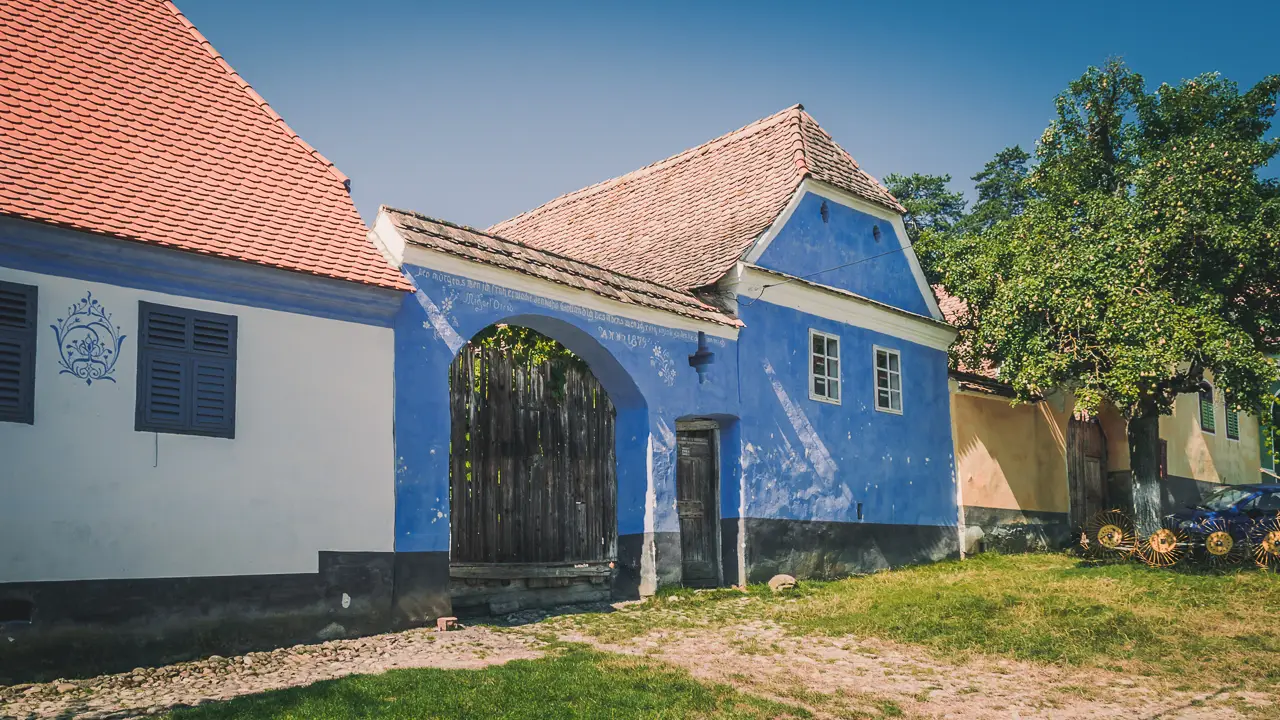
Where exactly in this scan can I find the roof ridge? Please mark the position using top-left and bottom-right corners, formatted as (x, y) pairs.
(789, 105), (811, 176)
(490, 104), (805, 233)
(798, 109), (904, 210)
(159, 0), (351, 189)
(383, 205), (716, 304)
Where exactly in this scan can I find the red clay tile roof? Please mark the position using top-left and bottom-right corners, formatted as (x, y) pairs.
(0, 0), (408, 291)
(382, 208), (741, 328)
(933, 284), (999, 380)
(489, 105), (905, 290)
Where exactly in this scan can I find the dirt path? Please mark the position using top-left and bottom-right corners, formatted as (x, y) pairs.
(0, 627), (541, 719)
(558, 621), (1275, 719)
(1, 611), (1273, 719)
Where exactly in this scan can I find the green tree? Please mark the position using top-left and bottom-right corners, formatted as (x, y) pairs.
(884, 172), (966, 283)
(962, 145), (1035, 232)
(472, 323), (581, 369)
(936, 60), (1280, 535)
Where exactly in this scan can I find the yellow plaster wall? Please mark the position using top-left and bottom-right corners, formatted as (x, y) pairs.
(1058, 389), (1260, 486)
(1160, 391), (1261, 485)
(952, 390), (1070, 513)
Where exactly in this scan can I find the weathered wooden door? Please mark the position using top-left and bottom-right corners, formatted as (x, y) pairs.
(449, 343), (617, 565)
(1068, 417), (1108, 529)
(676, 429), (719, 587)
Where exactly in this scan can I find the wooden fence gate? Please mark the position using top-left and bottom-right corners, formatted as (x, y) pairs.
(449, 343), (618, 566)
(1067, 416), (1108, 531)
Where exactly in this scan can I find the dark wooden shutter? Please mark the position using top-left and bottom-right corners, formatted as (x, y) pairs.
(1199, 388), (1216, 433)
(0, 281), (37, 424)
(136, 302), (236, 438)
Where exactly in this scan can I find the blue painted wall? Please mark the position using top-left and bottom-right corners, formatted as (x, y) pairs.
(756, 192), (933, 317)
(392, 265), (741, 554)
(735, 298), (957, 528)
(392, 191), (956, 579)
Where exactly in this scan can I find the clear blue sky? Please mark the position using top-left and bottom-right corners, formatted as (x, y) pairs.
(179, 0), (1279, 228)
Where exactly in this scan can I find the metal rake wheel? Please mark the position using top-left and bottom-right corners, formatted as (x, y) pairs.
(1082, 510), (1137, 560)
(1248, 516), (1280, 571)
(1195, 518), (1246, 568)
(1135, 520), (1192, 568)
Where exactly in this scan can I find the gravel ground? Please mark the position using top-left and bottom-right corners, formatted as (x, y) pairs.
(564, 621), (1275, 720)
(0, 626), (542, 719)
(2, 607), (1274, 719)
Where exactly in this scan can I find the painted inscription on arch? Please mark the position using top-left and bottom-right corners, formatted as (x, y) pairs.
(417, 269), (728, 347)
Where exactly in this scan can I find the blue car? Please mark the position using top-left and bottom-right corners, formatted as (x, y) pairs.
(1168, 484), (1280, 536)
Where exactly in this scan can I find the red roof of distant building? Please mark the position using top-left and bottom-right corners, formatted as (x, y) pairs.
(932, 284), (999, 380)
(489, 105), (905, 290)
(0, 0), (408, 291)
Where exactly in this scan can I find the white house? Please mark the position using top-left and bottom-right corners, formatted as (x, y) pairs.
(0, 0), (407, 679)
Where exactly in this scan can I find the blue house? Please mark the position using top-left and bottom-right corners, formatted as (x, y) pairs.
(372, 105), (959, 616)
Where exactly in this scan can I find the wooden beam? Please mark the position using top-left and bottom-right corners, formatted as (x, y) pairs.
(449, 562), (613, 580)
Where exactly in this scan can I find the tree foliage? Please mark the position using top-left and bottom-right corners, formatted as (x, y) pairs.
(933, 60), (1280, 425)
(466, 324), (586, 401)
(962, 145), (1035, 232)
(884, 172), (967, 243)
(884, 172), (966, 283)
(472, 324), (581, 368)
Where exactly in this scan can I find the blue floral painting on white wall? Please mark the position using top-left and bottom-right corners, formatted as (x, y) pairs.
(51, 292), (126, 385)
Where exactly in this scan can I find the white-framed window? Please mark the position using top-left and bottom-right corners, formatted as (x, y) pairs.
(809, 329), (840, 404)
(874, 346), (902, 414)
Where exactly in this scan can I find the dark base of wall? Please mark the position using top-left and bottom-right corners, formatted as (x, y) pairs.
(392, 551), (451, 625)
(0, 551), (451, 684)
(1107, 472), (1227, 518)
(962, 506), (1073, 553)
(451, 576), (612, 617)
(743, 518), (959, 583)
(720, 518), (741, 587)
(614, 532), (684, 598)
(615, 533), (645, 600)
(652, 532), (683, 587)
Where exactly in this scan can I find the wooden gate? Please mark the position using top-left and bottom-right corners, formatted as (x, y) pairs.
(449, 343), (617, 565)
(1067, 416), (1108, 530)
(676, 429), (720, 587)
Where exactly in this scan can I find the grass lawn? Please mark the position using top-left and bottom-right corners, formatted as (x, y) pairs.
(167, 553), (1280, 718)
(166, 645), (810, 720)
(563, 553), (1280, 683)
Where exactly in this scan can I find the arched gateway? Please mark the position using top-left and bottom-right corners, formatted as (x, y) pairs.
(448, 329), (619, 611)
(372, 208), (742, 619)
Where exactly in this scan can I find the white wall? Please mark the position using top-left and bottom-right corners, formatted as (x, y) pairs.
(0, 266), (396, 582)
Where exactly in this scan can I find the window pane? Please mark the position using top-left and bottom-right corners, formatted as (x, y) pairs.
(877, 369), (889, 388)
(876, 350), (888, 370)
(878, 388), (890, 408)
(829, 379), (839, 401)
(826, 337), (838, 358)
(813, 334), (824, 354)
(814, 377), (825, 396)
(827, 358), (838, 378)
(889, 373), (900, 392)
(813, 356), (825, 375)
(891, 391), (902, 412)
(888, 353), (899, 372)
